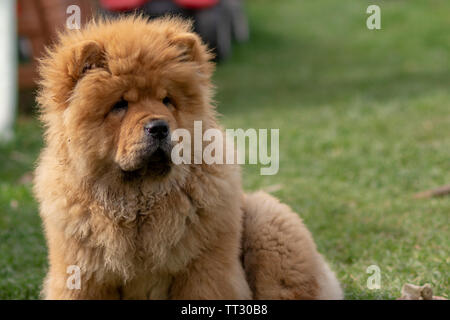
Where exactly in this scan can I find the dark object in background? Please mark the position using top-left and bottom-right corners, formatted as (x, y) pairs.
(99, 0), (249, 61)
(17, 0), (94, 89)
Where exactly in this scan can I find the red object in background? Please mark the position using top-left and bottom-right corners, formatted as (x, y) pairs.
(99, 0), (149, 11)
(98, 0), (244, 62)
(100, 0), (219, 12)
(175, 0), (218, 9)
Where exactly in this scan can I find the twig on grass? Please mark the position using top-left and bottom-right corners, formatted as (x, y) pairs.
(414, 184), (450, 199)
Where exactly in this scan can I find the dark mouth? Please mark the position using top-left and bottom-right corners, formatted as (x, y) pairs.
(147, 148), (170, 164)
(121, 148), (172, 180)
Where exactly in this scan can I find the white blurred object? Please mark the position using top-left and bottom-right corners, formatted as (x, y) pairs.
(0, 0), (17, 141)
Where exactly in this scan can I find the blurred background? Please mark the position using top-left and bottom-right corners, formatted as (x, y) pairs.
(0, 0), (449, 299)
(11, 0), (248, 118)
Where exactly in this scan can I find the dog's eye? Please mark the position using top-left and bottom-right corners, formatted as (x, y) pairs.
(162, 96), (172, 107)
(111, 99), (128, 113)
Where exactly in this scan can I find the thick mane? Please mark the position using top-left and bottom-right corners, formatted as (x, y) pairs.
(37, 15), (214, 124)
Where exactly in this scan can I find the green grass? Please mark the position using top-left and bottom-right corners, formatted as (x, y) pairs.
(0, 118), (46, 299)
(1, 0), (449, 299)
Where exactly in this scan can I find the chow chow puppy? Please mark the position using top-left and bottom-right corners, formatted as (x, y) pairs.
(34, 16), (343, 300)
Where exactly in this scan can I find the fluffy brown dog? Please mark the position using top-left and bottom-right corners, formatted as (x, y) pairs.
(34, 16), (342, 299)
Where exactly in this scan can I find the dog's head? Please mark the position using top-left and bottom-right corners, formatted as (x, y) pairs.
(38, 16), (216, 180)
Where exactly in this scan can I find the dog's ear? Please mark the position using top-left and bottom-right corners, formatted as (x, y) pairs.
(170, 32), (212, 64)
(66, 40), (105, 81)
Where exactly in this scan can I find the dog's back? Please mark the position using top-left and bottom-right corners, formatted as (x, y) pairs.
(242, 191), (343, 299)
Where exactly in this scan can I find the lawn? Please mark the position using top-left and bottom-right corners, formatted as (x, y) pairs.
(1, 0), (449, 299)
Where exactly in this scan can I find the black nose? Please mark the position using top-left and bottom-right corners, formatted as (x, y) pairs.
(144, 120), (169, 140)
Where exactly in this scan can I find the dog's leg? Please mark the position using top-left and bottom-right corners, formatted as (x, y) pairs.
(42, 234), (121, 300)
(42, 266), (121, 300)
(242, 191), (343, 300)
(170, 247), (252, 299)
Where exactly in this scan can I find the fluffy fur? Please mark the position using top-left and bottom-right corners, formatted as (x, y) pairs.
(34, 16), (342, 299)
(242, 192), (343, 299)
